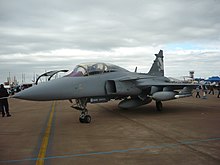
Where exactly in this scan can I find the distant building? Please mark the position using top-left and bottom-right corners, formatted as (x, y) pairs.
(189, 71), (194, 79)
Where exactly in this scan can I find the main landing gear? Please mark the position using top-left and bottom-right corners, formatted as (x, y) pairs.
(71, 98), (91, 123)
(156, 101), (163, 111)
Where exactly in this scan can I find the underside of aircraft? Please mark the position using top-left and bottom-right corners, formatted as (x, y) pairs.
(13, 50), (196, 123)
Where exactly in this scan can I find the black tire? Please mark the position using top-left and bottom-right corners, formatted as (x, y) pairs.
(85, 115), (91, 123)
(156, 101), (163, 111)
(79, 117), (85, 123)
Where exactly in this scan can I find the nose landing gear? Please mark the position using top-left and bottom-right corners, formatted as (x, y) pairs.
(71, 98), (91, 123)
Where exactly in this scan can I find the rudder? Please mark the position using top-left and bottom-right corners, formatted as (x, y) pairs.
(147, 50), (164, 76)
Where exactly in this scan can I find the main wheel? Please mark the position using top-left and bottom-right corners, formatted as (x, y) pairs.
(156, 101), (163, 111)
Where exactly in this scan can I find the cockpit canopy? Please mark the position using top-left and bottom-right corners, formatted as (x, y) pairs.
(67, 62), (128, 77)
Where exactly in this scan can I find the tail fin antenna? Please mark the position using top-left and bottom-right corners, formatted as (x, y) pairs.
(147, 50), (164, 76)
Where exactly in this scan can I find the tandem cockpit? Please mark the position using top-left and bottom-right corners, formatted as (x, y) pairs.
(66, 62), (129, 77)
(35, 62), (128, 84)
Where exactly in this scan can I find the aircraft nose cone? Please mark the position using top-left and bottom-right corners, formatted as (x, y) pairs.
(13, 77), (75, 101)
(13, 85), (44, 101)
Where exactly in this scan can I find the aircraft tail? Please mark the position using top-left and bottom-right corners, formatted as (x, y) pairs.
(147, 50), (164, 76)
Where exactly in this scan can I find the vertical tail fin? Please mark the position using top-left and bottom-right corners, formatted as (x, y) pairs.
(147, 50), (164, 76)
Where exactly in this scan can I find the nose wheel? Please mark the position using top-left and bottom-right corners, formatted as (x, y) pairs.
(79, 113), (91, 123)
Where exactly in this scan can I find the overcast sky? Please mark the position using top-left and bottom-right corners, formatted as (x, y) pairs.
(0, 0), (220, 83)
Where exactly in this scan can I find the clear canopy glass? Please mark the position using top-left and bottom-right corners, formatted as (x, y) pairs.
(66, 62), (128, 77)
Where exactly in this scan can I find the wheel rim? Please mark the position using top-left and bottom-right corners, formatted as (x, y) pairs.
(85, 115), (91, 123)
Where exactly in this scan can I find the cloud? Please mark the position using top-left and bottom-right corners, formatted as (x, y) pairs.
(0, 0), (220, 83)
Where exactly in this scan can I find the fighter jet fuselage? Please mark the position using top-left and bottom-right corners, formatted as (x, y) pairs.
(13, 50), (196, 123)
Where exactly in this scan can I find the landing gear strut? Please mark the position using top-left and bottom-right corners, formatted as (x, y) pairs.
(71, 98), (91, 123)
(156, 101), (163, 111)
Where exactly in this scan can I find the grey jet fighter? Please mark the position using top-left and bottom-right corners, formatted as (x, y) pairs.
(13, 50), (196, 123)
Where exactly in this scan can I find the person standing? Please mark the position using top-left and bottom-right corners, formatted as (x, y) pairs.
(208, 85), (214, 95)
(196, 86), (200, 98)
(218, 88), (220, 98)
(201, 85), (208, 99)
(0, 84), (11, 117)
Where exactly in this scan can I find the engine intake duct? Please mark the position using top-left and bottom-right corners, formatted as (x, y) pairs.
(106, 80), (141, 95)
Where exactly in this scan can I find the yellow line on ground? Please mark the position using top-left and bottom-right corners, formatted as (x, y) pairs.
(36, 101), (56, 165)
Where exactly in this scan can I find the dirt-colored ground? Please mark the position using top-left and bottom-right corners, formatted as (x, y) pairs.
(0, 92), (220, 165)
